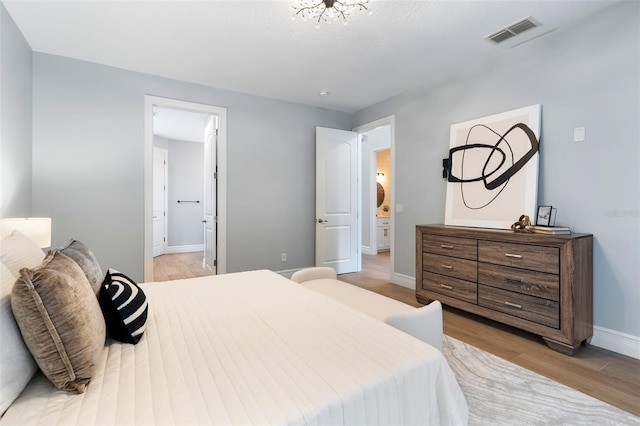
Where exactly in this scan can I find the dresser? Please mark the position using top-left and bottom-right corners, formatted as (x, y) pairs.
(416, 224), (593, 355)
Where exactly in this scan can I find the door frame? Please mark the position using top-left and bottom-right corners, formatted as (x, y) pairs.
(152, 147), (169, 257)
(369, 145), (391, 254)
(353, 115), (395, 277)
(144, 96), (228, 282)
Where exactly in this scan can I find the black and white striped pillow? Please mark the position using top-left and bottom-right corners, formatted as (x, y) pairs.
(98, 269), (148, 344)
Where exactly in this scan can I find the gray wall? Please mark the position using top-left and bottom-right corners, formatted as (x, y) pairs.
(0, 3), (32, 217)
(31, 54), (352, 281)
(352, 2), (640, 337)
(167, 139), (204, 247)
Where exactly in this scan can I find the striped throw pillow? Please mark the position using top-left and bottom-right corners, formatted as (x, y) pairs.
(98, 269), (148, 344)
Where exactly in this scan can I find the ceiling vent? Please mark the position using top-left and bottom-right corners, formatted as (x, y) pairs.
(485, 17), (541, 44)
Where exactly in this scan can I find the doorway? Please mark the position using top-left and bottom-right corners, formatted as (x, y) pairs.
(354, 116), (394, 281)
(144, 96), (227, 282)
(151, 107), (211, 281)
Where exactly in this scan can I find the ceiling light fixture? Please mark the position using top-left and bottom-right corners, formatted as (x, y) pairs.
(292, 0), (371, 26)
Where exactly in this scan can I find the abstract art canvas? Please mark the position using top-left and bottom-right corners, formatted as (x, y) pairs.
(444, 104), (541, 229)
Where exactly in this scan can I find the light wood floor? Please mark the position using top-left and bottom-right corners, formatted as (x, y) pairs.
(153, 251), (640, 417)
(153, 252), (213, 282)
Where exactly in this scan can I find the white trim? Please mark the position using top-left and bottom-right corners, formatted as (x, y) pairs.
(275, 267), (309, 279)
(361, 245), (376, 255)
(390, 272), (415, 289)
(165, 244), (205, 254)
(144, 96), (227, 282)
(152, 147), (169, 257)
(353, 115), (396, 281)
(591, 326), (640, 360)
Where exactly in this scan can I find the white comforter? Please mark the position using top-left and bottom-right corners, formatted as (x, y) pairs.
(2, 270), (468, 425)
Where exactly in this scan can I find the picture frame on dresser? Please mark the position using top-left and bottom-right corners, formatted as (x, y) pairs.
(536, 205), (553, 226)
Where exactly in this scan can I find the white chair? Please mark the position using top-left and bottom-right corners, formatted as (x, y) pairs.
(291, 267), (443, 351)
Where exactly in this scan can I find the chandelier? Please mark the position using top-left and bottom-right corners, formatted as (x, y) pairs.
(292, 0), (371, 25)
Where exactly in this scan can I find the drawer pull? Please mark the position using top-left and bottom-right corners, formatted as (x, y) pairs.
(504, 301), (522, 309)
(441, 264), (453, 270)
(505, 277), (523, 284)
(505, 253), (523, 259)
(440, 284), (454, 290)
(440, 244), (454, 249)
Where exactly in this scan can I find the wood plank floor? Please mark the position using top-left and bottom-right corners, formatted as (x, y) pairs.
(153, 251), (640, 416)
(153, 252), (213, 282)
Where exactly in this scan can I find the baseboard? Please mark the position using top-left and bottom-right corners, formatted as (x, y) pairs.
(361, 245), (376, 255)
(276, 267), (307, 279)
(391, 272), (415, 289)
(166, 244), (204, 254)
(591, 326), (640, 360)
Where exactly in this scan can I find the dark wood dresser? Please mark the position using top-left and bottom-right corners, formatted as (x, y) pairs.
(416, 224), (593, 355)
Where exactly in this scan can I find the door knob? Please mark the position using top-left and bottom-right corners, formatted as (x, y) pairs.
(317, 218), (329, 224)
(202, 220), (207, 223)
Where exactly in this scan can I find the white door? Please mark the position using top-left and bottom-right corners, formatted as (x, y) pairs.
(152, 148), (168, 257)
(315, 127), (359, 274)
(203, 117), (217, 273)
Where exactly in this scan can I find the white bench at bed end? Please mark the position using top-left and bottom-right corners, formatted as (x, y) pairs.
(291, 267), (443, 352)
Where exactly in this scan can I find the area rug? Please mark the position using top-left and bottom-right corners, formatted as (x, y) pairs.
(443, 335), (640, 426)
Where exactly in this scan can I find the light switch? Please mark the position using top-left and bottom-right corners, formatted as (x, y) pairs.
(395, 204), (404, 213)
(573, 127), (585, 142)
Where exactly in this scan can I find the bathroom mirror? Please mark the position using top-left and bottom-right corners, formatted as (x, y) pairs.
(377, 183), (385, 207)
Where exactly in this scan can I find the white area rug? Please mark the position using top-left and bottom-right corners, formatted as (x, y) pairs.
(443, 335), (640, 426)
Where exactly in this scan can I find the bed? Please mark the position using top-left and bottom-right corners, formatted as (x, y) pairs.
(1, 233), (468, 425)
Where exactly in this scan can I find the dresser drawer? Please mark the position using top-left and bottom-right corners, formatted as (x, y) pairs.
(478, 264), (559, 302)
(423, 252), (477, 282)
(422, 272), (477, 304)
(478, 241), (559, 274)
(422, 235), (477, 260)
(478, 285), (559, 328)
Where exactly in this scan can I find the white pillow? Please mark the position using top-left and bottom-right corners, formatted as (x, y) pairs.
(0, 261), (38, 415)
(0, 230), (46, 277)
(0, 231), (44, 414)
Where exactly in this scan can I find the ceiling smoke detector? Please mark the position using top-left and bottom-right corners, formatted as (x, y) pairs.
(485, 16), (542, 44)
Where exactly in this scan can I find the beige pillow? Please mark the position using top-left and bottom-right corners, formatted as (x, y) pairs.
(11, 251), (106, 393)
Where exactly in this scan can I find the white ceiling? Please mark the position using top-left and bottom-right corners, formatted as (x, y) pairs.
(4, 0), (617, 113)
(153, 107), (210, 143)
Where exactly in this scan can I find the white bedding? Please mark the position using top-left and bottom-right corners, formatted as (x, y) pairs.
(2, 270), (468, 425)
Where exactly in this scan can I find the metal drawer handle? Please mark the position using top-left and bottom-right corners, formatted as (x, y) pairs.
(441, 264), (453, 270)
(440, 244), (454, 249)
(505, 277), (523, 284)
(504, 301), (522, 309)
(440, 284), (453, 290)
(505, 253), (523, 259)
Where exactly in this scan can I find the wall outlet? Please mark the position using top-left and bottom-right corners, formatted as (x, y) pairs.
(573, 127), (585, 142)
(281, 253), (287, 262)
(396, 204), (404, 213)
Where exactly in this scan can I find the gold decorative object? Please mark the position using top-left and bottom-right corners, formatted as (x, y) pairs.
(511, 214), (533, 233)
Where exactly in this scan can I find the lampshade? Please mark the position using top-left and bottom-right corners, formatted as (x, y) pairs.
(0, 218), (52, 248)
